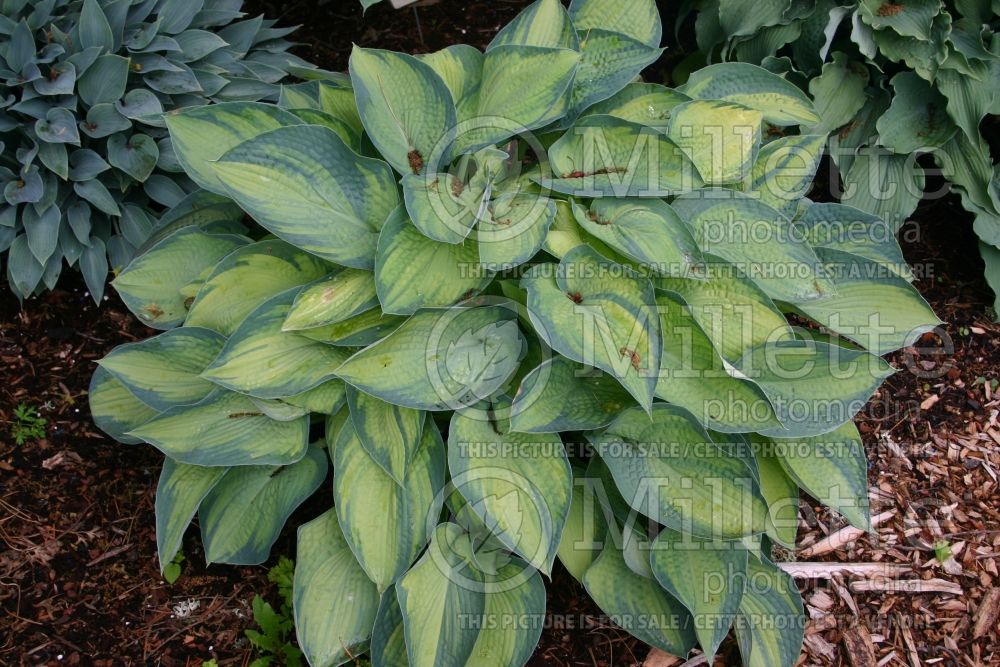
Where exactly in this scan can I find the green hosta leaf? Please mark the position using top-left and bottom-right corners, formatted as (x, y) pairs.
(568, 0), (663, 47)
(294, 509), (380, 667)
(807, 52), (868, 135)
(751, 441), (800, 547)
(521, 245), (661, 410)
(876, 71), (957, 153)
(448, 405), (572, 573)
(650, 529), (748, 659)
(667, 100), (762, 185)
(476, 193), (554, 270)
(185, 239), (331, 336)
(202, 289), (352, 399)
(737, 339), (893, 438)
(283, 270), (378, 331)
(569, 30), (664, 120)
(840, 149), (924, 232)
(510, 355), (635, 432)
(155, 458), (227, 572)
(212, 124), (399, 268)
(556, 473), (606, 581)
(655, 292), (781, 433)
(489, 0), (578, 50)
(200, 446), (328, 565)
(99, 327), (225, 411)
(402, 171), (488, 244)
(581, 82), (690, 129)
(582, 542), (695, 656)
(858, 0), (942, 40)
(545, 115), (701, 197)
(347, 387), (427, 485)
(165, 102), (302, 194)
(299, 307), (408, 347)
(798, 202), (910, 278)
(336, 306), (523, 411)
(680, 63), (819, 126)
(593, 404), (766, 538)
(89, 366), (160, 445)
(376, 207), (491, 314)
(350, 46), (456, 175)
(749, 134), (826, 217)
(334, 417), (445, 591)
(137, 193), (247, 253)
(735, 555), (805, 667)
(128, 390), (309, 467)
(107, 133), (159, 182)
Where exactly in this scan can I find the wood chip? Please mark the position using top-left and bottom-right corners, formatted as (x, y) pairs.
(779, 562), (911, 579)
(798, 510), (897, 558)
(849, 578), (963, 595)
(972, 587), (1000, 639)
(921, 394), (940, 410)
(842, 623), (878, 667)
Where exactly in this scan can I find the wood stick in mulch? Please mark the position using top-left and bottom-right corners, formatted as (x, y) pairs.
(841, 622), (878, 667)
(972, 587), (1000, 639)
(798, 510), (897, 558)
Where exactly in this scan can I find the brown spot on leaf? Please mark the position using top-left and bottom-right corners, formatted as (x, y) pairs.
(408, 150), (424, 174)
(876, 1), (904, 16)
(227, 412), (264, 419)
(619, 347), (641, 371)
(143, 303), (164, 319)
(451, 178), (465, 197)
(567, 292), (583, 304)
(560, 166), (626, 179)
(588, 210), (611, 226)
(321, 287), (336, 303)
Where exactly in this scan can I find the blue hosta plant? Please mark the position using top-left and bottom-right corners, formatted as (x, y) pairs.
(680, 0), (1000, 312)
(90, 0), (940, 665)
(0, 0), (314, 302)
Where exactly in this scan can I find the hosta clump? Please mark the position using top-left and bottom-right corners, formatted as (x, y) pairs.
(681, 0), (1000, 311)
(90, 0), (940, 665)
(0, 0), (314, 301)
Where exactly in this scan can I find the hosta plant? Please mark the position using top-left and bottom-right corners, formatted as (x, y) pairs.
(90, 0), (940, 665)
(0, 0), (314, 301)
(679, 0), (1000, 311)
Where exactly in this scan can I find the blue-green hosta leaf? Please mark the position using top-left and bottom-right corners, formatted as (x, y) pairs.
(371, 591), (407, 667)
(155, 458), (226, 573)
(490, 0), (578, 50)
(858, 0), (942, 40)
(80, 103), (132, 140)
(877, 71), (957, 154)
(667, 100), (763, 185)
(581, 82), (691, 129)
(679, 63), (820, 126)
(77, 54), (129, 106)
(294, 509), (380, 667)
(350, 46), (456, 175)
(212, 124), (399, 268)
(200, 446), (327, 565)
(185, 239), (331, 336)
(735, 555), (805, 667)
(751, 441), (800, 547)
(128, 390), (310, 467)
(35, 62), (77, 97)
(89, 366), (160, 445)
(568, 30), (664, 120)
(840, 148), (924, 232)
(98, 327), (225, 411)
(476, 193), (555, 270)
(416, 45), (485, 112)
(568, 0), (663, 47)
(521, 245), (661, 410)
(737, 339), (893, 438)
(594, 404), (767, 538)
(806, 51), (869, 135)
(298, 307), (408, 347)
(936, 63), (994, 145)
(544, 115), (701, 197)
(555, 472), (607, 581)
(375, 207), (491, 315)
(74, 179), (121, 216)
(347, 386), (426, 485)
(35, 107), (80, 144)
(23, 205), (60, 265)
(202, 289), (351, 399)
(582, 542), (695, 656)
(165, 102), (302, 194)
(798, 202), (910, 278)
(870, 11), (951, 80)
(334, 417), (445, 592)
(107, 133), (159, 182)
(671, 192), (834, 302)
(402, 171), (488, 244)
(448, 406), (572, 574)
(282, 269), (378, 331)
(113, 228), (247, 329)
(716, 0), (791, 39)
(655, 292), (781, 433)
(510, 355), (635, 433)
(37, 142), (68, 181)
(336, 306), (524, 411)
(650, 529), (748, 659)
(753, 420), (870, 530)
(749, 134), (826, 217)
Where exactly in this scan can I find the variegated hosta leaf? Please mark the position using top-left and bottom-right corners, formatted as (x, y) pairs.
(164, 102), (303, 194)
(672, 192), (834, 303)
(299, 307), (408, 347)
(371, 591), (407, 667)
(753, 420), (871, 530)
(416, 45), (485, 113)
(402, 170), (489, 244)
(89, 366), (160, 445)
(592, 404), (767, 538)
(544, 115), (702, 197)
(155, 458), (227, 572)
(448, 405), (573, 573)
(350, 46), (457, 175)
(679, 62), (820, 126)
(334, 415), (445, 592)
(375, 207), (492, 315)
(568, 0), (663, 48)
(582, 542), (696, 656)
(279, 80), (364, 136)
(556, 471), (607, 581)
(98, 327), (225, 411)
(201, 289), (352, 399)
(112, 227), (248, 329)
(785, 249), (940, 355)
(876, 71), (957, 154)
(294, 509), (380, 667)
(287, 108), (362, 151)
(185, 239), (331, 336)
(667, 100), (763, 185)
(807, 52), (869, 135)
(521, 245), (661, 410)
(335, 306), (524, 411)
(476, 193), (555, 270)
(736, 339), (894, 438)
(581, 82), (691, 129)
(735, 555), (805, 667)
(127, 390), (309, 467)
(199, 446), (328, 565)
(568, 30), (664, 120)
(751, 440), (800, 547)
(347, 386), (427, 485)
(282, 380), (349, 416)
(488, 0), (578, 50)
(655, 292), (781, 433)
(572, 198), (701, 275)
(749, 134), (826, 217)
(211, 124), (400, 268)
(650, 528), (748, 660)
(510, 355), (635, 433)
(840, 148), (925, 234)
(282, 269), (379, 331)
(797, 202), (910, 279)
